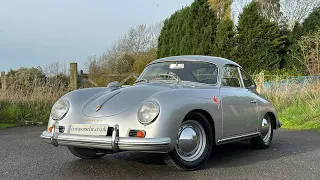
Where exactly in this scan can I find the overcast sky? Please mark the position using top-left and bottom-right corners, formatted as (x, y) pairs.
(0, 0), (194, 72)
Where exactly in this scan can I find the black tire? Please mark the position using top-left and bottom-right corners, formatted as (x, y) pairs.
(163, 112), (214, 171)
(67, 146), (105, 159)
(250, 114), (273, 149)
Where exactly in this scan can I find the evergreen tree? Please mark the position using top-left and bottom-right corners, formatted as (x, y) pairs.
(236, 1), (287, 73)
(157, 0), (218, 58)
(302, 7), (320, 35)
(213, 18), (235, 59)
(282, 22), (305, 73)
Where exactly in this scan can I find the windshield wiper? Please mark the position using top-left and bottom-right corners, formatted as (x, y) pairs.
(134, 79), (148, 84)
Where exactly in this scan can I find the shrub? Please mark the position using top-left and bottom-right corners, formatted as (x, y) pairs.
(262, 77), (320, 130)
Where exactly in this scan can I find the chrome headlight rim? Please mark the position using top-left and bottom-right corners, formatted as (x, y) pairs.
(50, 99), (70, 121)
(137, 100), (160, 125)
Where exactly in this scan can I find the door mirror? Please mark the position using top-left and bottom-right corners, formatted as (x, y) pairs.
(107, 81), (120, 91)
(249, 84), (256, 90)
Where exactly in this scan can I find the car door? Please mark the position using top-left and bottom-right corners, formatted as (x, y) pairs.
(220, 65), (259, 138)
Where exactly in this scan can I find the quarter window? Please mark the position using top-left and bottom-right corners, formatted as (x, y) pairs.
(221, 65), (242, 87)
(240, 69), (255, 88)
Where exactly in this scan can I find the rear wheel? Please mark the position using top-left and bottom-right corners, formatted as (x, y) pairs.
(67, 146), (105, 159)
(163, 112), (214, 170)
(250, 113), (273, 149)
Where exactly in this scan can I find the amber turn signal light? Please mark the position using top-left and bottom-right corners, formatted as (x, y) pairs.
(137, 130), (146, 138)
(48, 126), (53, 133)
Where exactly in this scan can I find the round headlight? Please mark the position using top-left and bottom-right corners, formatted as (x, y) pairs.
(51, 99), (70, 121)
(137, 101), (160, 125)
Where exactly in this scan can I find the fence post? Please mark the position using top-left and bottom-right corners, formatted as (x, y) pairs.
(260, 72), (264, 91)
(79, 70), (84, 89)
(256, 71), (264, 93)
(69, 63), (78, 90)
(1, 72), (7, 91)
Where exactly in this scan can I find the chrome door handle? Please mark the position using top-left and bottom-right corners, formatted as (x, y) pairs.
(250, 99), (257, 103)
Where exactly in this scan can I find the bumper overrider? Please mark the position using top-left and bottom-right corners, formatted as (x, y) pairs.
(277, 119), (282, 128)
(40, 124), (171, 153)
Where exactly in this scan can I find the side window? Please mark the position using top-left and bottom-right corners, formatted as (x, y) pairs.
(240, 69), (255, 88)
(192, 65), (218, 84)
(222, 65), (242, 87)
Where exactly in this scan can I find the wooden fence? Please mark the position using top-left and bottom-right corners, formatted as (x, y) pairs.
(2, 63), (310, 93)
(0, 63), (139, 91)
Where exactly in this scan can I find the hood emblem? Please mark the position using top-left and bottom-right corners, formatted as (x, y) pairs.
(95, 105), (101, 112)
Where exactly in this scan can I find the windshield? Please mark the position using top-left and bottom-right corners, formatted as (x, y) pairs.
(138, 61), (218, 85)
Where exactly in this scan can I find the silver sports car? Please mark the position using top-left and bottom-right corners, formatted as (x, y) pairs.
(40, 55), (282, 170)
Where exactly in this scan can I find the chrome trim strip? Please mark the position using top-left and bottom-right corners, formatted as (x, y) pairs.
(218, 132), (260, 143)
(237, 66), (245, 88)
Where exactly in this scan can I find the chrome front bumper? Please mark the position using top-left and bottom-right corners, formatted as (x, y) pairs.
(40, 124), (171, 153)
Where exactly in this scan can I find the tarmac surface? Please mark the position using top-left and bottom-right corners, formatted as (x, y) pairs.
(0, 126), (319, 180)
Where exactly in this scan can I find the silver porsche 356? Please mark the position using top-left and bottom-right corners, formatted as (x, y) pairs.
(40, 55), (281, 170)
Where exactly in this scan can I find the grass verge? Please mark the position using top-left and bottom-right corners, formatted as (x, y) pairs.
(277, 98), (320, 131)
(0, 100), (53, 128)
(263, 81), (320, 131)
(0, 123), (16, 130)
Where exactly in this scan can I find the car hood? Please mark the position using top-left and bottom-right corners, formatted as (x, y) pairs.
(82, 84), (171, 117)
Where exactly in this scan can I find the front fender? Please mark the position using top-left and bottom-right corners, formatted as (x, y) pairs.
(256, 95), (281, 129)
(147, 91), (221, 147)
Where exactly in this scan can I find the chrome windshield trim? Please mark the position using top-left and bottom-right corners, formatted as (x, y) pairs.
(137, 60), (220, 87)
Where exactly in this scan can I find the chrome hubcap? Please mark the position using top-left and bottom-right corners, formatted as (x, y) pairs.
(261, 117), (271, 143)
(176, 120), (206, 162)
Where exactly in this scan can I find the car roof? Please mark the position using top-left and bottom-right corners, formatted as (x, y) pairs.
(148, 55), (241, 68)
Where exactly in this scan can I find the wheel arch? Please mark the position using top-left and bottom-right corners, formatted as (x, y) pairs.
(186, 109), (216, 142)
(266, 112), (277, 129)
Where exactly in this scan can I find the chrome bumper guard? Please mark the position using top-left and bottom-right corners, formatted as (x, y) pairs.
(40, 124), (171, 153)
(277, 120), (282, 128)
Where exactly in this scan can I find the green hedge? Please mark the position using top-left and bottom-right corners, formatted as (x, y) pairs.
(0, 100), (53, 126)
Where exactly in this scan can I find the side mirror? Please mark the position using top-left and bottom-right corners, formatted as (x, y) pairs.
(249, 84), (256, 89)
(107, 81), (120, 91)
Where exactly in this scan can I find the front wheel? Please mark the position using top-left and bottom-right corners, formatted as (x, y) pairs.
(67, 146), (105, 159)
(250, 113), (273, 149)
(163, 112), (214, 171)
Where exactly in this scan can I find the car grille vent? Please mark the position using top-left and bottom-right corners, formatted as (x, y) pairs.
(128, 130), (139, 137)
(59, 126), (65, 133)
(107, 127), (114, 136)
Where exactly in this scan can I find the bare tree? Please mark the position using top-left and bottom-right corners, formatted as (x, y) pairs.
(232, 0), (251, 14)
(256, 0), (281, 21)
(118, 22), (164, 54)
(209, 0), (233, 21)
(232, 0), (320, 28)
(280, 0), (320, 29)
(299, 29), (320, 75)
(231, 0), (252, 23)
(85, 22), (163, 85)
